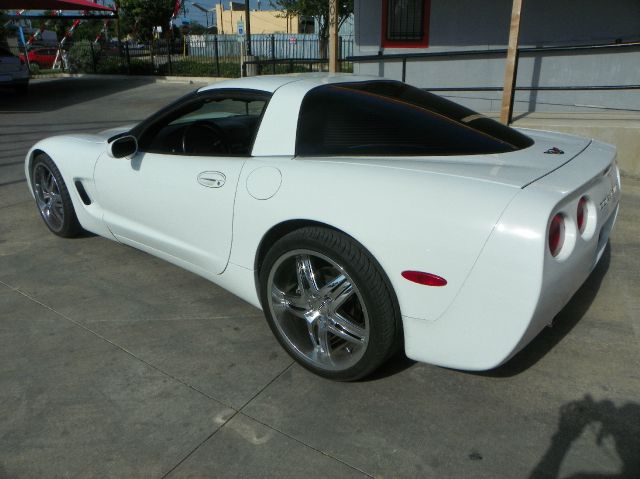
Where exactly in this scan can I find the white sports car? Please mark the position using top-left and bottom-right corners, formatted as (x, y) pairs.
(25, 74), (621, 380)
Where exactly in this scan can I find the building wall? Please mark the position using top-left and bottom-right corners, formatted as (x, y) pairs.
(354, 0), (640, 113)
(215, 5), (301, 35)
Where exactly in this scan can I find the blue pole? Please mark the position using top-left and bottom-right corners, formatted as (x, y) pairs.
(17, 25), (30, 68)
(18, 25), (27, 47)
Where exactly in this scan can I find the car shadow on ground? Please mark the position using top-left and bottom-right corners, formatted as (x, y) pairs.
(480, 243), (612, 378)
(0, 77), (156, 113)
(366, 351), (417, 381)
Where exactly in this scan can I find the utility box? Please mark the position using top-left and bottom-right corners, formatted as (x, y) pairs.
(242, 54), (258, 77)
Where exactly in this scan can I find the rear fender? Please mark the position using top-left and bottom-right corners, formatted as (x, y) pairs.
(229, 159), (520, 321)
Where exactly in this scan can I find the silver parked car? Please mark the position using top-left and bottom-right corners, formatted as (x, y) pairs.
(0, 44), (29, 95)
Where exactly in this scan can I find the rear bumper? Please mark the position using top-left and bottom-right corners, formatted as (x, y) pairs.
(403, 140), (620, 370)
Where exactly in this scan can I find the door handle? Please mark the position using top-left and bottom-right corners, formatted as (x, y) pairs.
(197, 171), (226, 188)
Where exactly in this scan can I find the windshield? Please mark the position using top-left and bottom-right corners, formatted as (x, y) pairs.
(296, 81), (534, 156)
(169, 98), (266, 124)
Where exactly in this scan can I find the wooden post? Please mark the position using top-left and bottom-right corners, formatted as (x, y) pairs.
(500, 0), (523, 124)
(244, 0), (252, 55)
(328, 0), (340, 72)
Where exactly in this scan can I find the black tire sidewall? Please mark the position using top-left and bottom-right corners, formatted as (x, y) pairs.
(31, 154), (81, 237)
(259, 227), (398, 381)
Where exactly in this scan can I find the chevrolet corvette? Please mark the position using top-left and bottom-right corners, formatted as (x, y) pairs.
(25, 74), (621, 380)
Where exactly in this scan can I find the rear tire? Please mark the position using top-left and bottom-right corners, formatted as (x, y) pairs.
(31, 154), (82, 237)
(259, 226), (399, 381)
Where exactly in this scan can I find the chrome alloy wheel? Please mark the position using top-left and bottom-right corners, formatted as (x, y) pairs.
(33, 163), (64, 232)
(267, 249), (370, 371)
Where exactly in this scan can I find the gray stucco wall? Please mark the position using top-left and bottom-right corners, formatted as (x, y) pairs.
(354, 0), (640, 113)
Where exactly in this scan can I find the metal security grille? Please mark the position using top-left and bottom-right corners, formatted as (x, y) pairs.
(387, 0), (424, 42)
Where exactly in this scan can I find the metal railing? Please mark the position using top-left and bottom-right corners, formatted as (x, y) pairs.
(241, 58), (354, 76)
(346, 41), (640, 84)
(347, 41), (640, 122)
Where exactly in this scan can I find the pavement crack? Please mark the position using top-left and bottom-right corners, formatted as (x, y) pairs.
(160, 361), (295, 478)
(1, 280), (228, 406)
(242, 412), (375, 478)
(232, 362), (375, 478)
(3, 280), (373, 477)
(159, 421), (235, 479)
(237, 361), (295, 411)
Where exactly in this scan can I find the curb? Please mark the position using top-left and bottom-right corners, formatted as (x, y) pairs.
(30, 73), (226, 84)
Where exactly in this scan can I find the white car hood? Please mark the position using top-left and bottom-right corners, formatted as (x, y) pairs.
(306, 129), (592, 189)
(62, 125), (136, 144)
(99, 124), (136, 138)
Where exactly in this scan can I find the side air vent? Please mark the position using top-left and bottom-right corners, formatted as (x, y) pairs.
(74, 181), (92, 205)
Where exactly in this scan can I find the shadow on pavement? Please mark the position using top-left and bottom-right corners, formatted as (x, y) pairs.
(0, 77), (155, 113)
(529, 394), (640, 478)
(478, 243), (612, 378)
(365, 352), (417, 381)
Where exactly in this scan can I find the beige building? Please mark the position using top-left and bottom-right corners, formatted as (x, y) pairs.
(215, 3), (312, 35)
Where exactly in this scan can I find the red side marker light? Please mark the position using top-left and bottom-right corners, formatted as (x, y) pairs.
(402, 271), (448, 287)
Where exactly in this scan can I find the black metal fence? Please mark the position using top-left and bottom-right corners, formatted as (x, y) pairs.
(17, 34), (354, 78)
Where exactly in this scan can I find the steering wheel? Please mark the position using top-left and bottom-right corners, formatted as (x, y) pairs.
(181, 121), (230, 155)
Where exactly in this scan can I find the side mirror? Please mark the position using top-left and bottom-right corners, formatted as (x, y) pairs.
(108, 135), (138, 159)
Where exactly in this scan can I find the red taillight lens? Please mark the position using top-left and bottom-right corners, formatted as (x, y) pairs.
(401, 271), (447, 287)
(549, 214), (565, 257)
(577, 197), (588, 234)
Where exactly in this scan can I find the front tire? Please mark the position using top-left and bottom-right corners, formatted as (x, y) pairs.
(259, 227), (399, 381)
(31, 154), (82, 237)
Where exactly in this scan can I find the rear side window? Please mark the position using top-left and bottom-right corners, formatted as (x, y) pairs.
(296, 81), (533, 156)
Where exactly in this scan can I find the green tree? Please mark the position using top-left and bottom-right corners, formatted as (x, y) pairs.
(188, 21), (207, 35)
(42, 10), (72, 41)
(116, 0), (176, 40)
(271, 0), (353, 56)
(73, 19), (115, 42)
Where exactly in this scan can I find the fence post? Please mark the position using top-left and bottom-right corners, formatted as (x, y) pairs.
(270, 35), (276, 74)
(402, 58), (406, 83)
(150, 41), (155, 74)
(214, 35), (220, 76)
(125, 42), (131, 75)
(166, 39), (173, 75)
(89, 42), (97, 73)
(289, 58), (293, 73)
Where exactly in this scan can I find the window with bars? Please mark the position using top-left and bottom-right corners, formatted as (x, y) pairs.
(382, 0), (430, 48)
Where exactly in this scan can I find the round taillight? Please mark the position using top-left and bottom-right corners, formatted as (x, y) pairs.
(549, 214), (565, 257)
(577, 197), (588, 234)
(401, 271), (447, 287)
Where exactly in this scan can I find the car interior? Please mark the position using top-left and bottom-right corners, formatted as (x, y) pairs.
(143, 97), (268, 157)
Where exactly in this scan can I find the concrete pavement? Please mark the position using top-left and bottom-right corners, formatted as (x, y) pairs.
(1, 77), (639, 478)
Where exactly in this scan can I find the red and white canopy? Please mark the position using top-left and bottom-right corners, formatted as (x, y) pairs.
(0, 0), (115, 11)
